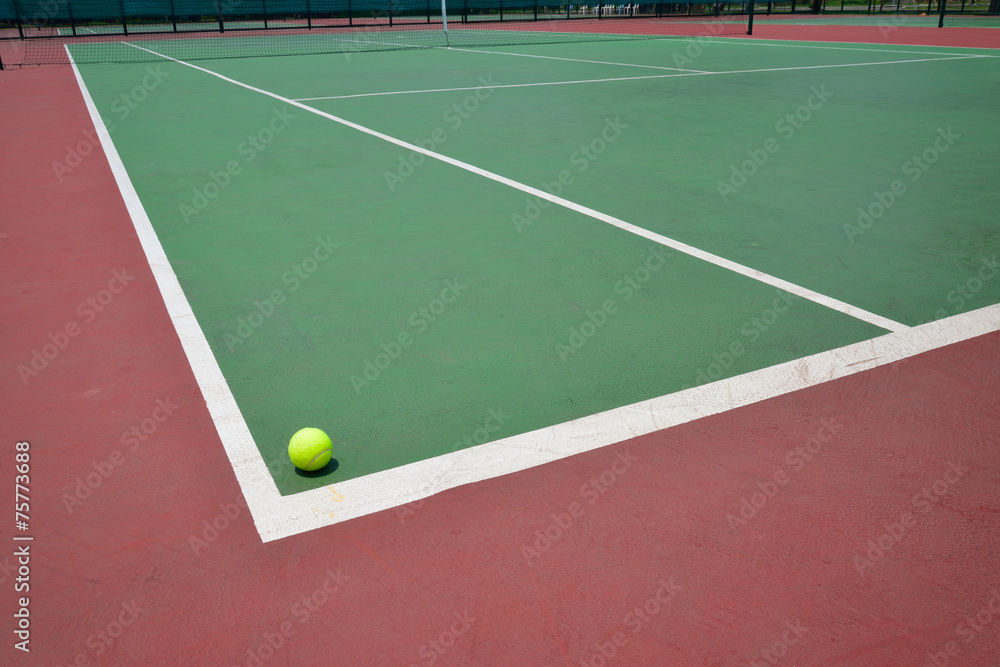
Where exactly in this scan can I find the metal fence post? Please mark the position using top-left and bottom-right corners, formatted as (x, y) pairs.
(118, 0), (128, 34)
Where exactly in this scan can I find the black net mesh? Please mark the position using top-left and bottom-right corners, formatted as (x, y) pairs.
(0, 0), (749, 66)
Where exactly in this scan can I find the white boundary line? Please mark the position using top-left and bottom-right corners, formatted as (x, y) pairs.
(707, 36), (1000, 57)
(66, 47), (289, 542)
(127, 41), (904, 332)
(280, 303), (1000, 542)
(293, 53), (985, 100)
(69, 43), (1000, 543)
(445, 45), (709, 72)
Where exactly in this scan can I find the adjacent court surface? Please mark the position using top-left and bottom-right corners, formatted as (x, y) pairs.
(3, 17), (1000, 666)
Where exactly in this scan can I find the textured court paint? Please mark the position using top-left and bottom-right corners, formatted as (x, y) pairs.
(294, 40), (1000, 327)
(5, 75), (1000, 661)
(72, 50), (893, 495)
(7, 39), (1000, 667)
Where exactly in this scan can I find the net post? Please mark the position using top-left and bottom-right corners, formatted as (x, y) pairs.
(441, 0), (448, 31)
(263, 0), (268, 29)
(746, 0), (754, 34)
(169, 0), (177, 32)
(348, 0), (352, 26)
(533, 0), (538, 20)
(389, 0), (393, 27)
(938, 0), (946, 26)
(463, 0), (467, 23)
(306, 0), (312, 28)
(427, 0), (431, 23)
(68, 0), (77, 36)
(216, 0), (225, 32)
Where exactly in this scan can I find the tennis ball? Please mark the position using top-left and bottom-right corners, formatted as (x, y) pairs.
(288, 427), (333, 471)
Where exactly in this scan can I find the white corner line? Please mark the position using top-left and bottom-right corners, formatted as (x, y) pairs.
(122, 41), (903, 332)
(272, 302), (1000, 542)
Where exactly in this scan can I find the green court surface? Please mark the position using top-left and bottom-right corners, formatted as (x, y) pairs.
(72, 36), (1000, 495)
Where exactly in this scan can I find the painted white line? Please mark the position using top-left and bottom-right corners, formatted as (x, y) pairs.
(124, 40), (904, 332)
(294, 54), (984, 100)
(445, 45), (709, 73)
(71, 45), (1000, 544)
(718, 36), (1000, 57)
(280, 303), (1000, 542)
(66, 46), (286, 541)
(295, 82), (535, 101)
(293, 74), (674, 100)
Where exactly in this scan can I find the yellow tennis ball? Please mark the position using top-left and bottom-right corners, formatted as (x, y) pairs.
(288, 427), (333, 471)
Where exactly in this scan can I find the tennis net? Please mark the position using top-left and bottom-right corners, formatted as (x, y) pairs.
(0, 0), (751, 66)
